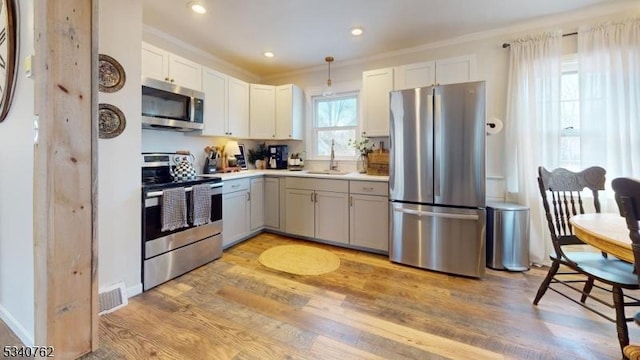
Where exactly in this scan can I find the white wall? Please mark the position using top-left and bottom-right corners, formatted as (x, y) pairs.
(98, 0), (143, 296)
(0, 1), (35, 345)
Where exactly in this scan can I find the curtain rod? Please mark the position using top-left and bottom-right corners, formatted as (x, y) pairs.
(502, 32), (578, 48)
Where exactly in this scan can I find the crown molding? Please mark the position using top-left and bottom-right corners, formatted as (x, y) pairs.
(261, 0), (640, 81)
(142, 25), (260, 82)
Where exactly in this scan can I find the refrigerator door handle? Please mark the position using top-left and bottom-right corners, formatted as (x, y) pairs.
(433, 92), (442, 197)
(395, 206), (479, 221)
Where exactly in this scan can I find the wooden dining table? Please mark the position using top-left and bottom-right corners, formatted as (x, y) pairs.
(569, 213), (633, 263)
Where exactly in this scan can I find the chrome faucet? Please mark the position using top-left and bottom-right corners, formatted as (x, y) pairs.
(329, 139), (338, 171)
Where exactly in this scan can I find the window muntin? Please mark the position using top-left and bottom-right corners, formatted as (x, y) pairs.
(312, 93), (358, 158)
(559, 56), (580, 170)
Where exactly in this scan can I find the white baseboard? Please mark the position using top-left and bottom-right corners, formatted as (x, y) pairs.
(1, 283), (142, 347)
(0, 303), (34, 346)
(127, 283), (143, 298)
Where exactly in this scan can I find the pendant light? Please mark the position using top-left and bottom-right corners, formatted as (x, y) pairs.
(322, 56), (334, 97)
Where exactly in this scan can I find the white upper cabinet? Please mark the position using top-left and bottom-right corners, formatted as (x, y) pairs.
(227, 77), (250, 138)
(361, 67), (394, 137)
(393, 55), (477, 90)
(201, 67), (228, 136)
(434, 54), (477, 85)
(141, 42), (202, 91)
(361, 54), (476, 136)
(249, 84), (277, 139)
(201, 67), (249, 138)
(276, 84), (304, 140)
(393, 61), (436, 90)
(170, 55), (202, 91)
(141, 42), (168, 82)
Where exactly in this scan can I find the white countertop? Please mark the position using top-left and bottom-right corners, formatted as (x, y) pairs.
(200, 169), (389, 182)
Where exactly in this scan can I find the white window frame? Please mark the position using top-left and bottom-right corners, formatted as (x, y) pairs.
(304, 80), (362, 161)
(559, 54), (581, 170)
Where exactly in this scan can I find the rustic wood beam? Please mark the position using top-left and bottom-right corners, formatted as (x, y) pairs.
(33, 0), (97, 358)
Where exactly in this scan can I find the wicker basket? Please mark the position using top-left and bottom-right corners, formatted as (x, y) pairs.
(367, 152), (389, 175)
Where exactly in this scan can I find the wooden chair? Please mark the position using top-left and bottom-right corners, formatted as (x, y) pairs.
(534, 167), (640, 356)
(613, 177), (640, 360)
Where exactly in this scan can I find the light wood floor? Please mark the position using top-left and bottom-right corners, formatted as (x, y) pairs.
(0, 319), (23, 347)
(4, 233), (638, 359)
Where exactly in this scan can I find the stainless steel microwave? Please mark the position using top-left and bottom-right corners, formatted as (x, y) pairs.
(141, 77), (204, 131)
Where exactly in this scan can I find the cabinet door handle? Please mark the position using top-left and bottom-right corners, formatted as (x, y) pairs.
(363, 187), (374, 192)
(350, 196), (353, 207)
(247, 192), (251, 201)
(314, 192), (318, 202)
(311, 192), (314, 203)
(164, 77), (170, 81)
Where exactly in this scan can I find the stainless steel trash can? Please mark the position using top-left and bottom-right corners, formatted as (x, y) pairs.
(486, 202), (530, 271)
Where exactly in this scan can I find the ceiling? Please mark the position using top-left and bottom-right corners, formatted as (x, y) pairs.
(142, 0), (628, 78)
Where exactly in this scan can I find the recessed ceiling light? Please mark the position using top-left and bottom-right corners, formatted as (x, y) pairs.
(188, 2), (207, 14)
(263, 51), (275, 58)
(350, 27), (364, 36)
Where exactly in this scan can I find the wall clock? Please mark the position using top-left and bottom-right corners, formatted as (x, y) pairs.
(0, 0), (17, 123)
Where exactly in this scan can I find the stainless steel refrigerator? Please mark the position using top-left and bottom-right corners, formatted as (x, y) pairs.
(389, 81), (486, 278)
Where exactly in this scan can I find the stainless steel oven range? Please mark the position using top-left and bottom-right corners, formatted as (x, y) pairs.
(141, 152), (223, 291)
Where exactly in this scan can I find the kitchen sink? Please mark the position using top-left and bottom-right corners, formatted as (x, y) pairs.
(305, 170), (350, 175)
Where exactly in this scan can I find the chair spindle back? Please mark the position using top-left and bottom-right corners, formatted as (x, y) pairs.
(612, 177), (640, 282)
(538, 166), (606, 258)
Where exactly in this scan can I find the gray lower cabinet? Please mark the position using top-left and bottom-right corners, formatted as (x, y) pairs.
(315, 190), (349, 244)
(284, 177), (349, 245)
(222, 178), (250, 247)
(264, 176), (280, 229)
(349, 181), (389, 252)
(284, 188), (315, 238)
(222, 175), (388, 253)
(250, 177), (264, 231)
(350, 194), (389, 251)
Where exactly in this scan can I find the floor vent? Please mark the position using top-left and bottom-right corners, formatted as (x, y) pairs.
(99, 282), (128, 315)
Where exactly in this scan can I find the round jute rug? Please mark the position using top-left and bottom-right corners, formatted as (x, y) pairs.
(258, 245), (340, 275)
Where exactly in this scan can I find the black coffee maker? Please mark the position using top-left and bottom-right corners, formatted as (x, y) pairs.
(267, 145), (288, 169)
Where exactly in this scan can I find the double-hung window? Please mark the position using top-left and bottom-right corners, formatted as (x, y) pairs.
(311, 92), (359, 158)
(559, 55), (581, 170)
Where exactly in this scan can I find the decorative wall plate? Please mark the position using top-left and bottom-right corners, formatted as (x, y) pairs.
(98, 54), (126, 93)
(99, 103), (126, 139)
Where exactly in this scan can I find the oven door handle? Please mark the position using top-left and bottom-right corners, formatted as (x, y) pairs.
(145, 182), (223, 198)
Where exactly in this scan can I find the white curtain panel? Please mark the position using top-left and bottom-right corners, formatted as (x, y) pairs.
(504, 31), (563, 265)
(578, 18), (640, 210)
